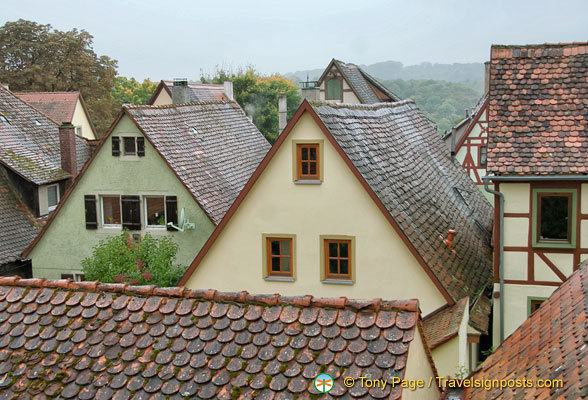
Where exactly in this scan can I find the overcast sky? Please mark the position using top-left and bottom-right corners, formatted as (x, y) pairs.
(3, 0), (588, 81)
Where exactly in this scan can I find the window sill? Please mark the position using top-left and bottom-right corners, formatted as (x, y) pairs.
(322, 279), (353, 285)
(532, 241), (575, 249)
(294, 180), (322, 185)
(264, 276), (295, 282)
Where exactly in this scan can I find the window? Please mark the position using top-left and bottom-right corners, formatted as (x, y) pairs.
(75, 126), (82, 137)
(102, 196), (121, 226)
(124, 137), (136, 155)
(61, 273), (85, 282)
(324, 239), (352, 280)
(479, 146), (487, 167)
(532, 188), (577, 248)
(145, 197), (166, 227)
(528, 297), (547, 316)
(326, 78), (342, 100)
(266, 237), (293, 277)
(112, 136), (145, 157)
(297, 144), (320, 180)
(47, 184), (59, 212)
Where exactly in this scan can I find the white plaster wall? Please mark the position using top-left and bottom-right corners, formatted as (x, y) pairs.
(71, 99), (96, 140)
(404, 329), (441, 399)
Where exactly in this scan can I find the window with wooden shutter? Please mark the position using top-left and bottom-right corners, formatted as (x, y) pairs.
(166, 196), (178, 231)
(112, 137), (120, 156)
(121, 195), (141, 230)
(84, 195), (98, 229)
(137, 137), (145, 157)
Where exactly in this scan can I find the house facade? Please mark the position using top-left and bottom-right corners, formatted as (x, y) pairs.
(485, 43), (588, 347)
(15, 91), (98, 140)
(179, 100), (494, 377)
(24, 101), (270, 280)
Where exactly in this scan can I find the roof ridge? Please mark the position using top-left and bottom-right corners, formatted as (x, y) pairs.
(0, 276), (419, 312)
(124, 100), (237, 110)
(492, 42), (588, 48)
(14, 91), (80, 95)
(311, 99), (415, 110)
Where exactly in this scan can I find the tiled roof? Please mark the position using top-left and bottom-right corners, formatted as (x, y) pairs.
(331, 60), (401, 104)
(126, 102), (270, 224)
(462, 262), (588, 399)
(163, 81), (228, 102)
(0, 276), (433, 399)
(312, 101), (494, 323)
(0, 86), (92, 185)
(14, 92), (79, 124)
(0, 172), (40, 265)
(488, 43), (588, 175)
(423, 297), (468, 349)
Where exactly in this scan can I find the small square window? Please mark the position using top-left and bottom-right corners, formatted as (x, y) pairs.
(102, 195), (121, 226)
(47, 184), (59, 211)
(123, 137), (136, 155)
(297, 144), (320, 180)
(324, 239), (352, 280)
(75, 126), (82, 137)
(529, 299), (544, 315)
(479, 146), (487, 167)
(532, 188), (577, 248)
(145, 197), (166, 227)
(266, 238), (293, 277)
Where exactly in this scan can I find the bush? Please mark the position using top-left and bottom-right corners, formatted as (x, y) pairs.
(81, 232), (184, 287)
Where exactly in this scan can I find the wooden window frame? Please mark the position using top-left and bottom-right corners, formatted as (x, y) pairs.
(323, 239), (352, 281)
(262, 234), (296, 281)
(326, 77), (343, 101)
(266, 237), (293, 277)
(296, 143), (320, 181)
(531, 188), (577, 249)
(527, 297), (547, 316)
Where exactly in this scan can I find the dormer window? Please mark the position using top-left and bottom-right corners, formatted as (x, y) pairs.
(326, 77), (342, 101)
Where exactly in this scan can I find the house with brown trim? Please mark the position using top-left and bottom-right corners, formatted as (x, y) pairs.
(0, 276), (441, 399)
(15, 91), (98, 140)
(23, 97), (269, 281)
(301, 59), (401, 104)
(148, 79), (233, 105)
(179, 99), (494, 377)
(484, 42), (588, 348)
(454, 261), (587, 400)
(0, 85), (93, 218)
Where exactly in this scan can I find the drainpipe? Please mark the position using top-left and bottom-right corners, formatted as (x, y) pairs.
(483, 177), (505, 343)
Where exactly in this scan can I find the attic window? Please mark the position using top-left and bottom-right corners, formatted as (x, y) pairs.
(191, 127), (198, 134)
(34, 120), (41, 126)
(326, 78), (342, 101)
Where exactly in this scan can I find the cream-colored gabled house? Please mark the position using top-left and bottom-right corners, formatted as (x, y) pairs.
(484, 42), (588, 347)
(179, 99), (495, 377)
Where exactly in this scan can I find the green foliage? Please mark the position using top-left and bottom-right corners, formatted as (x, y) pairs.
(111, 76), (157, 106)
(381, 79), (481, 134)
(201, 67), (301, 143)
(81, 232), (184, 287)
(0, 19), (118, 135)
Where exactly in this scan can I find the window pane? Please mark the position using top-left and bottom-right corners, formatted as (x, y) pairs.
(48, 186), (58, 207)
(271, 240), (280, 255)
(103, 196), (121, 225)
(271, 257), (280, 271)
(329, 259), (338, 274)
(281, 257), (290, 272)
(540, 195), (569, 240)
(302, 163), (308, 175)
(301, 147), (308, 160)
(124, 137), (136, 155)
(309, 162), (316, 175)
(281, 240), (290, 256)
(309, 147), (316, 160)
(328, 242), (338, 257)
(480, 146), (487, 166)
(146, 197), (165, 226)
(340, 260), (349, 275)
(339, 243), (348, 258)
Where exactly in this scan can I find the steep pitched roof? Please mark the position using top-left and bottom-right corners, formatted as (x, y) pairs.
(0, 86), (92, 185)
(0, 276), (436, 399)
(148, 81), (228, 104)
(442, 94), (488, 151)
(126, 102), (270, 224)
(182, 101), (494, 326)
(318, 59), (401, 104)
(423, 297), (468, 349)
(15, 92), (79, 124)
(462, 262), (588, 399)
(488, 42), (588, 175)
(0, 172), (40, 265)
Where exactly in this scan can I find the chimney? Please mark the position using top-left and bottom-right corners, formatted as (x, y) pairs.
(171, 78), (190, 104)
(484, 61), (490, 94)
(278, 93), (287, 133)
(223, 81), (234, 100)
(59, 123), (77, 184)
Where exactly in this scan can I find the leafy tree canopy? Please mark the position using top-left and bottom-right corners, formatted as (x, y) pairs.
(111, 76), (158, 106)
(81, 232), (184, 287)
(201, 67), (301, 143)
(0, 19), (118, 135)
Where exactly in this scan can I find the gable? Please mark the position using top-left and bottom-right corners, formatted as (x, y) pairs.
(71, 98), (97, 140)
(26, 114), (215, 278)
(183, 110), (447, 315)
(151, 86), (172, 105)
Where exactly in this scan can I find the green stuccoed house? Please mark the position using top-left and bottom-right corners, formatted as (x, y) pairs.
(24, 99), (270, 280)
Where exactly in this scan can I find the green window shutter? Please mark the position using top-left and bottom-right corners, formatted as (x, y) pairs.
(166, 196), (178, 231)
(327, 78), (341, 100)
(112, 136), (120, 156)
(137, 137), (145, 157)
(121, 195), (141, 230)
(84, 195), (98, 229)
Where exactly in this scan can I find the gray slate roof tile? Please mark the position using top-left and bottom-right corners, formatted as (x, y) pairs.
(333, 60), (401, 104)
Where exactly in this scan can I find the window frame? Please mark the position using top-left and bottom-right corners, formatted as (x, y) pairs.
(47, 184), (60, 212)
(320, 235), (355, 284)
(144, 196), (167, 229)
(326, 77), (343, 101)
(527, 297), (547, 316)
(262, 234), (296, 281)
(293, 140), (323, 183)
(479, 146), (487, 167)
(531, 188), (577, 249)
(123, 137), (137, 156)
(100, 195), (122, 228)
(266, 237), (293, 277)
(75, 126), (82, 137)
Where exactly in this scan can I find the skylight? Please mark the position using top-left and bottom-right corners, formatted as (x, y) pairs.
(191, 127), (198, 134)
(34, 120), (41, 126)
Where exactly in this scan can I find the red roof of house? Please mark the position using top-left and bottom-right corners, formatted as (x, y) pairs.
(488, 42), (588, 175)
(0, 276), (437, 399)
(15, 92), (79, 125)
(461, 262), (588, 399)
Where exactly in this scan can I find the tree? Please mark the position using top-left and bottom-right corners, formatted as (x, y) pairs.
(111, 76), (158, 106)
(81, 232), (184, 287)
(202, 67), (301, 142)
(0, 19), (118, 135)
